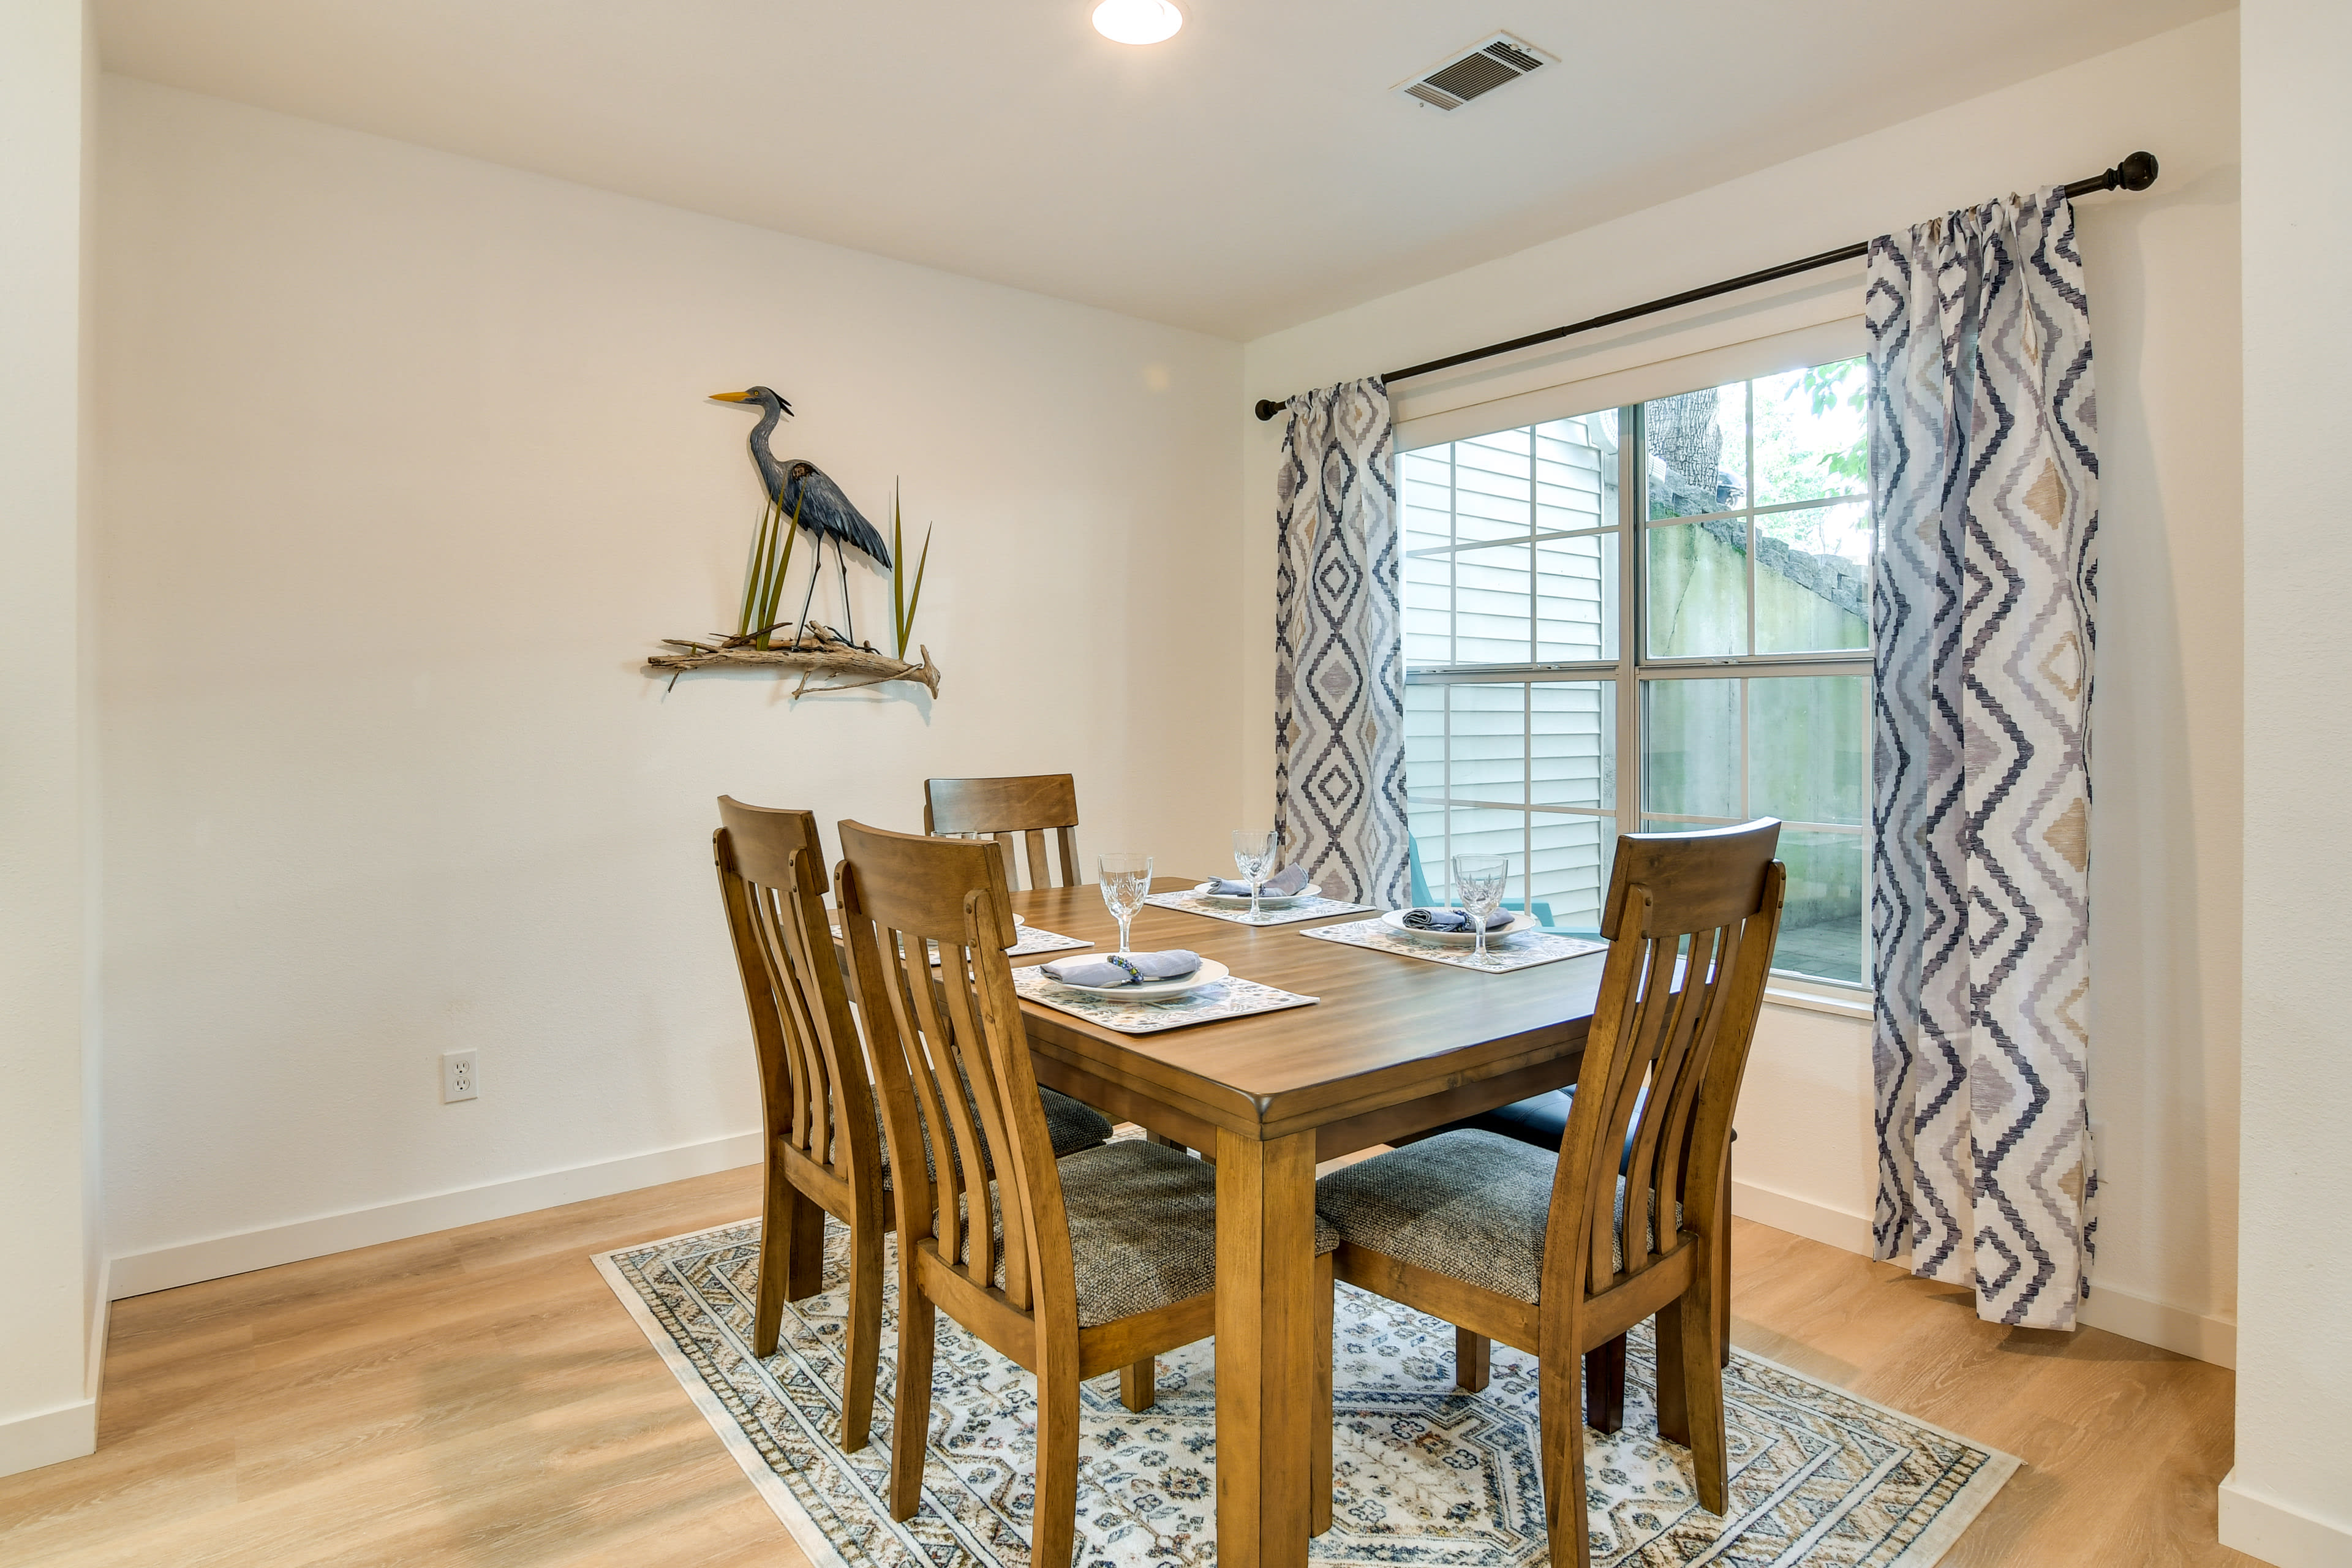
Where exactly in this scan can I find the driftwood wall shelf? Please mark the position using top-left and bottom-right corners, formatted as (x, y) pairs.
(648, 627), (941, 698)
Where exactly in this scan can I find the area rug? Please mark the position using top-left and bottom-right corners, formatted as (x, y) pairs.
(595, 1218), (2016, 1568)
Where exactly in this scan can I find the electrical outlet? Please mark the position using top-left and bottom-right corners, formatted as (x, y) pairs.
(441, 1050), (479, 1103)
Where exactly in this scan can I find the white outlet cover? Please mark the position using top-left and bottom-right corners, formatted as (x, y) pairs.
(441, 1050), (480, 1103)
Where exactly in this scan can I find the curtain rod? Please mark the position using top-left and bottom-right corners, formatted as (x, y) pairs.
(1251, 150), (2158, 421)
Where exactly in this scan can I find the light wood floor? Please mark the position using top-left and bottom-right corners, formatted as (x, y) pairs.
(0, 1165), (2251, 1567)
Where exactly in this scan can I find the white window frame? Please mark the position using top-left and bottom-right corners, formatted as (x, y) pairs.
(1402, 370), (1872, 990)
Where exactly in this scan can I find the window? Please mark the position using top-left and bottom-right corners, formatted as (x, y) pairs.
(1402, 359), (1871, 984)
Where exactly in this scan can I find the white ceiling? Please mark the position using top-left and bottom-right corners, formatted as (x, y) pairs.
(96, 1), (2227, 339)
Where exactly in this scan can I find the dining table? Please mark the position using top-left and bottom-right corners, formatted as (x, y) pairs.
(1000, 875), (1608, 1568)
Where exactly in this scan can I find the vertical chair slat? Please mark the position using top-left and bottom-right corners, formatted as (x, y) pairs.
(940, 919), (1032, 1309)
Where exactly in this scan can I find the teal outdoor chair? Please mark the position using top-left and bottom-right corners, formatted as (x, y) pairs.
(1408, 834), (1556, 927)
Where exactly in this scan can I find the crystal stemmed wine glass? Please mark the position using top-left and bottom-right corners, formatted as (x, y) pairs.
(1232, 828), (1276, 921)
(1098, 851), (1153, 955)
(1453, 854), (1510, 962)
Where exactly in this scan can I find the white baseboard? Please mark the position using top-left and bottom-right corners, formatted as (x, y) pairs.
(2218, 1469), (2352, 1567)
(0, 1398), (97, 1480)
(1732, 1175), (1877, 1254)
(1730, 1177), (2235, 1368)
(2078, 1278), (2237, 1368)
(109, 1131), (764, 1300)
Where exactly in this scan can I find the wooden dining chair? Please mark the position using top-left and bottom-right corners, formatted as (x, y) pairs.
(922, 773), (1083, 890)
(1314, 820), (1785, 1567)
(833, 820), (1339, 1568)
(714, 799), (1114, 1452)
(712, 797), (892, 1452)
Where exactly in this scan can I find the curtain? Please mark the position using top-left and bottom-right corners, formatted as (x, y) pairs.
(1273, 378), (1408, 909)
(1867, 189), (2099, 1330)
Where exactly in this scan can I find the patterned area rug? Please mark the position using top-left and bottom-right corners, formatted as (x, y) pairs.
(595, 1218), (2016, 1568)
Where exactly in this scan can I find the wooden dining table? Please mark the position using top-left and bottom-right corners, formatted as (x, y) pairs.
(1000, 876), (1606, 1568)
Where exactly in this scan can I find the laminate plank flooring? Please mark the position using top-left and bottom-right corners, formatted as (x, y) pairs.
(0, 1169), (2250, 1566)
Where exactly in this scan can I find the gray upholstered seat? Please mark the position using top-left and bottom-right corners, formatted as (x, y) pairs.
(876, 1085), (1111, 1191)
(1315, 1129), (1673, 1303)
(954, 1139), (1340, 1327)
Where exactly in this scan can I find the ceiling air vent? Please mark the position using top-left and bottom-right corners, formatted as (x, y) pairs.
(1395, 32), (1553, 111)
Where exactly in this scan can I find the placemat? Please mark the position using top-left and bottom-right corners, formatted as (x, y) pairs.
(1299, 916), (1607, 973)
(1004, 925), (1091, 957)
(1010, 963), (1317, 1035)
(1143, 888), (1377, 927)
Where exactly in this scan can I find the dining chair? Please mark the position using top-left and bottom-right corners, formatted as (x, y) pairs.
(712, 797), (892, 1451)
(923, 772), (1082, 890)
(833, 821), (1340, 1568)
(1314, 820), (1785, 1567)
(713, 799), (1114, 1452)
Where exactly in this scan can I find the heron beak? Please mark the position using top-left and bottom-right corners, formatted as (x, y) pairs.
(708, 390), (753, 403)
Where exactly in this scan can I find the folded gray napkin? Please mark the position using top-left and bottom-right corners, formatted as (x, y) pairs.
(1041, 949), (1204, 987)
(1402, 907), (1512, 931)
(1202, 865), (1310, 898)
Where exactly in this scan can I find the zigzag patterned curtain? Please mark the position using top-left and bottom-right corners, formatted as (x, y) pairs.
(1868, 189), (2099, 1330)
(1273, 379), (1408, 909)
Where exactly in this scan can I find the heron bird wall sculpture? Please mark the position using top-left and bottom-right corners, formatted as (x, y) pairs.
(646, 386), (941, 699)
(709, 386), (891, 649)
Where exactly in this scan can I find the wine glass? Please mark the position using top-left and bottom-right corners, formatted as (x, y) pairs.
(1098, 851), (1153, 954)
(1453, 854), (1510, 961)
(1232, 828), (1276, 920)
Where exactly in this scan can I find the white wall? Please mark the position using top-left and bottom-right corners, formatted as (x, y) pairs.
(0, 0), (102, 1479)
(2223, 3), (2352, 1561)
(95, 77), (1244, 1291)
(1243, 13), (2243, 1365)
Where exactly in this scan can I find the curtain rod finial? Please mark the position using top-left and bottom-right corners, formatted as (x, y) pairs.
(2116, 150), (2158, 192)
(1254, 398), (1286, 423)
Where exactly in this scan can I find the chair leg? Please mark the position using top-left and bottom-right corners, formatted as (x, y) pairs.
(1455, 1327), (1491, 1393)
(1314, 1254), (1335, 1537)
(1033, 1355), (1082, 1568)
(839, 1216), (884, 1452)
(1539, 1342), (1592, 1568)
(755, 1164), (821, 1357)
(1583, 1335), (1626, 1434)
(1120, 1357), (1156, 1412)
(1676, 1279), (1728, 1515)
(783, 1184), (827, 1301)
(888, 1276), (937, 1522)
(1654, 1305), (1690, 1447)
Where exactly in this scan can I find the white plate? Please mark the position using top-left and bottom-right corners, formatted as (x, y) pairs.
(1191, 882), (1321, 909)
(1379, 908), (1538, 946)
(1047, 956), (1229, 1000)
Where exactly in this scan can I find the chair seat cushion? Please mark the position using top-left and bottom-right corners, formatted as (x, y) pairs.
(1316, 1130), (1678, 1304)
(878, 1085), (1112, 1189)
(954, 1140), (1339, 1328)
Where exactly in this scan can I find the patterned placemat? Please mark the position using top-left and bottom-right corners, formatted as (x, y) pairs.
(1144, 889), (1377, 927)
(1009, 963), (1317, 1035)
(1004, 925), (1090, 957)
(1300, 917), (1607, 973)
(597, 1212), (2019, 1568)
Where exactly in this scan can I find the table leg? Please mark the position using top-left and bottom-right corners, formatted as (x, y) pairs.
(1216, 1127), (1319, 1568)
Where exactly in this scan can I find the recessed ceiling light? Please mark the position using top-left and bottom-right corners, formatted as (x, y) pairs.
(1092, 0), (1182, 46)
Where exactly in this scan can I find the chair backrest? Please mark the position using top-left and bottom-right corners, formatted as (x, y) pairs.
(1544, 820), (1785, 1310)
(834, 819), (1077, 1322)
(713, 798), (883, 1217)
(923, 774), (1082, 890)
